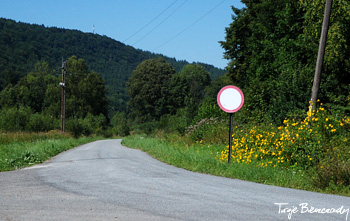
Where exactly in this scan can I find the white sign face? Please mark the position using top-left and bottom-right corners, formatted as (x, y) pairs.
(217, 85), (244, 113)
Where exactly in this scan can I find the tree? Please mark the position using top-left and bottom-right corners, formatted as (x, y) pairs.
(0, 18), (226, 114)
(126, 58), (176, 123)
(0, 57), (108, 124)
(204, 74), (232, 102)
(170, 64), (211, 120)
(301, 0), (350, 109)
(110, 112), (130, 136)
(0, 61), (59, 115)
(220, 0), (350, 123)
(180, 64), (211, 107)
(220, 1), (305, 122)
(65, 56), (108, 118)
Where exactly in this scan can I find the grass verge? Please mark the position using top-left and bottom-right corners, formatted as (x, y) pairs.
(122, 135), (350, 197)
(0, 132), (103, 171)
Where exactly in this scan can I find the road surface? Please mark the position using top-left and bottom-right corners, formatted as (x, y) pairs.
(0, 139), (349, 221)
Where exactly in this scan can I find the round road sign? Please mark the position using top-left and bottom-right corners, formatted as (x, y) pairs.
(217, 85), (244, 113)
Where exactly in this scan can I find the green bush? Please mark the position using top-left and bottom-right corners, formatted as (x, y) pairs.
(101, 127), (114, 138)
(192, 101), (226, 124)
(110, 112), (130, 136)
(84, 113), (107, 136)
(0, 107), (32, 131)
(66, 117), (85, 138)
(187, 117), (228, 144)
(132, 121), (159, 135)
(311, 139), (350, 189)
(165, 114), (188, 135)
(26, 113), (59, 132)
(159, 109), (190, 135)
(66, 114), (108, 138)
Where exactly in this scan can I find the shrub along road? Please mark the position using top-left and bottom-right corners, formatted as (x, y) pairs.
(0, 139), (349, 220)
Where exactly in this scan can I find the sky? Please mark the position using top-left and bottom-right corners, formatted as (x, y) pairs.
(1, 0), (244, 69)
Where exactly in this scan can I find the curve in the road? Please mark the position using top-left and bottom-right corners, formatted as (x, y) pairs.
(1, 139), (349, 221)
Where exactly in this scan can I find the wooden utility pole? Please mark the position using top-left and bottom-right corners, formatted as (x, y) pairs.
(61, 61), (67, 133)
(310, 0), (333, 113)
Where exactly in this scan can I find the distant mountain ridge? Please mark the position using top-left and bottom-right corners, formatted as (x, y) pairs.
(0, 18), (226, 112)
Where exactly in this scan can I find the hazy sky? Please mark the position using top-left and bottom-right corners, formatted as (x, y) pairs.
(1, 0), (244, 69)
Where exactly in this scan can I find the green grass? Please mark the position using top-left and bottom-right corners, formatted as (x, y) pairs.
(122, 135), (350, 196)
(2, 129), (348, 196)
(0, 132), (103, 171)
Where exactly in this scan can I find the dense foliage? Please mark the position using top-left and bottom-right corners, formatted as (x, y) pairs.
(127, 58), (177, 123)
(0, 18), (225, 114)
(126, 59), (214, 134)
(170, 64), (211, 120)
(1, 0), (349, 193)
(123, 0), (350, 193)
(0, 56), (109, 136)
(220, 0), (350, 123)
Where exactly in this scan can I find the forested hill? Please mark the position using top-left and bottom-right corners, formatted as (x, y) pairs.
(0, 18), (225, 112)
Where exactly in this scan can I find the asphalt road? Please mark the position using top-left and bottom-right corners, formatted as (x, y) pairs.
(0, 139), (349, 221)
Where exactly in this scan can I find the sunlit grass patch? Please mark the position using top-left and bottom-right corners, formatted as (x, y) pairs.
(0, 132), (103, 171)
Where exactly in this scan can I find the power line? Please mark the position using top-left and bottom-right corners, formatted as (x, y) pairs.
(123, 0), (178, 43)
(132, 0), (188, 47)
(153, 0), (226, 51)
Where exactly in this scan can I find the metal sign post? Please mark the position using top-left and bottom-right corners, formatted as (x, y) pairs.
(217, 85), (244, 164)
(228, 113), (233, 164)
(60, 61), (67, 133)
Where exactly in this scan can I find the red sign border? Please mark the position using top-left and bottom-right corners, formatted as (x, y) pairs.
(217, 85), (244, 113)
